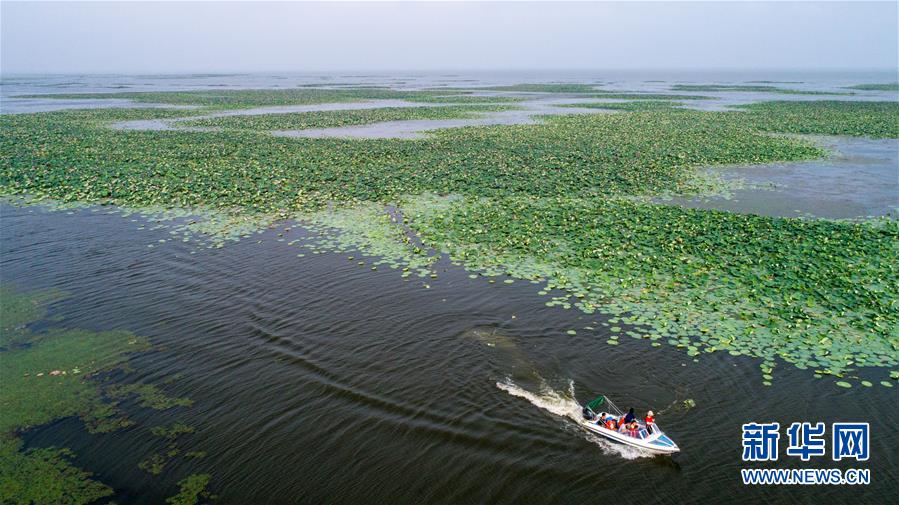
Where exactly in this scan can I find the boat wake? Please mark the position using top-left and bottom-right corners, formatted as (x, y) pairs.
(496, 378), (581, 419)
(496, 378), (652, 460)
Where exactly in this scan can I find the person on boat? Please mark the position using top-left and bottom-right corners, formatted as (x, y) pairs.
(624, 407), (636, 424)
(644, 410), (655, 434)
(602, 414), (617, 430)
(626, 419), (639, 437)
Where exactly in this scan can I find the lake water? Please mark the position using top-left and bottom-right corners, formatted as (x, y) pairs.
(3, 69), (897, 114)
(663, 135), (899, 219)
(1, 72), (897, 503)
(3, 203), (897, 504)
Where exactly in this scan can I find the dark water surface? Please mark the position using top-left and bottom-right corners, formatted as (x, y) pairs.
(2, 204), (896, 504)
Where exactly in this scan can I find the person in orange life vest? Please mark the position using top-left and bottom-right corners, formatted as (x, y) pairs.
(604, 416), (618, 431)
(644, 410), (656, 434)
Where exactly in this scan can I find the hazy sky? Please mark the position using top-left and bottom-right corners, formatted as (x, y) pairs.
(2, 1), (897, 73)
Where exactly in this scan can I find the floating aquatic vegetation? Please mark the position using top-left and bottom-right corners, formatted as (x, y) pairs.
(142, 422), (199, 475)
(138, 453), (167, 475)
(0, 284), (213, 501)
(296, 83), (392, 89)
(465, 83), (602, 93)
(106, 383), (193, 410)
(0, 105), (825, 212)
(0, 438), (113, 505)
(0, 285), (68, 350)
(0, 326), (149, 434)
(401, 94), (524, 104)
(3, 94), (897, 392)
(151, 422), (196, 440)
(301, 203), (439, 277)
(405, 194), (899, 387)
(0, 285), (149, 503)
(178, 104), (519, 132)
(15, 87), (507, 110)
(735, 101), (899, 138)
(670, 84), (850, 95)
(563, 101), (686, 111)
(166, 473), (214, 505)
(120, 206), (283, 248)
(843, 83), (899, 92)
(586, 92), (713, 100)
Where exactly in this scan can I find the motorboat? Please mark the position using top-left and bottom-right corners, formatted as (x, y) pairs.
(579, 395), (679, 455)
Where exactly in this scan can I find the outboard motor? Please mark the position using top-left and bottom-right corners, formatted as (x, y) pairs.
(582, 406), (595, 420)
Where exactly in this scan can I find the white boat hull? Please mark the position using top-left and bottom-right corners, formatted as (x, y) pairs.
(579, 418), (680, 455)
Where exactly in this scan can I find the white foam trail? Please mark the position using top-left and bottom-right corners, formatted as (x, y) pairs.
(496, 378), (581, 420)
(496, 378), (652, 460)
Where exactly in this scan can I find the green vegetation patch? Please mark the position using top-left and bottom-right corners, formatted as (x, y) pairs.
(3, 97), (898, 389)
(16, 87), (512, 110)
(574, 100), (899, 138)
(0, 285), (149, 504)
(671, 84), (849, 95)
(302, 203), (438, 278)
(178, 104), (518, 132)
(106, 383), (193, 410)
(138, 453), (167, 475)
(563, 101), (686, 112)
(0, 328), (148, 435)
(401, 94), (523, 104)
(467, 83), (601, 93)
(736, 101), (899, 138)
(0, 107), (823, 212)
(0, 285), (68, 349)
(166, 473), (213, 505)
(0, 438), (113, 505)
(0, 285), (207, 502)
(151, 422), (196, 441)
(406, 195), (899, 385)
(844, 83), (899, 92)
(588, 92), (712, 100)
